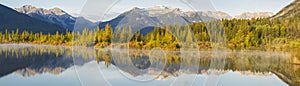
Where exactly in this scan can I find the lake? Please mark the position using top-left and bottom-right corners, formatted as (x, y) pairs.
(0, 44), (299, 86)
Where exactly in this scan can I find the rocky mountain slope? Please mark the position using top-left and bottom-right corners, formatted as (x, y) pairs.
(235, 12), (274, 19)
(0, 4), (64, 34)
(272, 0), (300, 19)
(15, 5), (98, 31)
(99, 5), (232, 31)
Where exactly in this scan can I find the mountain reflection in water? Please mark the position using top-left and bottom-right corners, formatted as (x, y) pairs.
(0, 44), (299, 86)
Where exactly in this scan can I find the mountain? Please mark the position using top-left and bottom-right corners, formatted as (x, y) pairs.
(15, 5), (98, 31)
(235, 12), (274, 19)
(0, 4), (64, 34)
(99, 7), (159, 31)
(144, 5), (232, 20)
(271, 0), (300, 19)
(99, 5), (232, 32)
(184, 11), (232, 22)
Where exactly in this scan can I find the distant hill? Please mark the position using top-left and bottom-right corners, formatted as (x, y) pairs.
(0, 4), (64, 34)
(235, 12), (274, 19)
(15, 5), (98, 31)
(271, 0), (300, 19)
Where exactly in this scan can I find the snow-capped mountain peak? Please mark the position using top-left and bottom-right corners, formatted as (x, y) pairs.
(143, 5), (184, 17)
(99, 5), (233, 33)
(17, 5), (36, 13)
(148, 5), (174, 10)
(235, 12), (274, 19)
(49, 8), (66, 15)
(16, 5), (67, 16)
(15, 5), (98, 30)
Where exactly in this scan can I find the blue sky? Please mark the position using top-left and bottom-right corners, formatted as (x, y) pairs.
(0, 0), (294, 21)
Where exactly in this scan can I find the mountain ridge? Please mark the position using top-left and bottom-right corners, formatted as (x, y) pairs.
(271, 0), (300, 19)
(15, 5), (98, 31)
(0, 4), (64, 34)
(3, 4), (284, 34)
(98, 6), (279, 34)
(235, 12), (274, 19)
(99, 6), (233, 31)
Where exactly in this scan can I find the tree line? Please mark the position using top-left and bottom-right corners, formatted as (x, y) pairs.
(0, 18), (300, 50)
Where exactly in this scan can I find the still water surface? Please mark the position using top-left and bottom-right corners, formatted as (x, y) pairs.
(0, 44), (299, 86)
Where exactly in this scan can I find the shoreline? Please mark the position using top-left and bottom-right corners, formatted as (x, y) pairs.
(0, 43), (298, 52)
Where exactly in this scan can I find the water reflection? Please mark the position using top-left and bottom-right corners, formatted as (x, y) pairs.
(0, 44), (299, 86)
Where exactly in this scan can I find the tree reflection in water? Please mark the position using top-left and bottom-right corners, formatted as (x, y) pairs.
(0, 44), (299, 85)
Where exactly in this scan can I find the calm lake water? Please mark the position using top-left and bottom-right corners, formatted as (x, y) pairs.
(0, 44), (299, 86)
